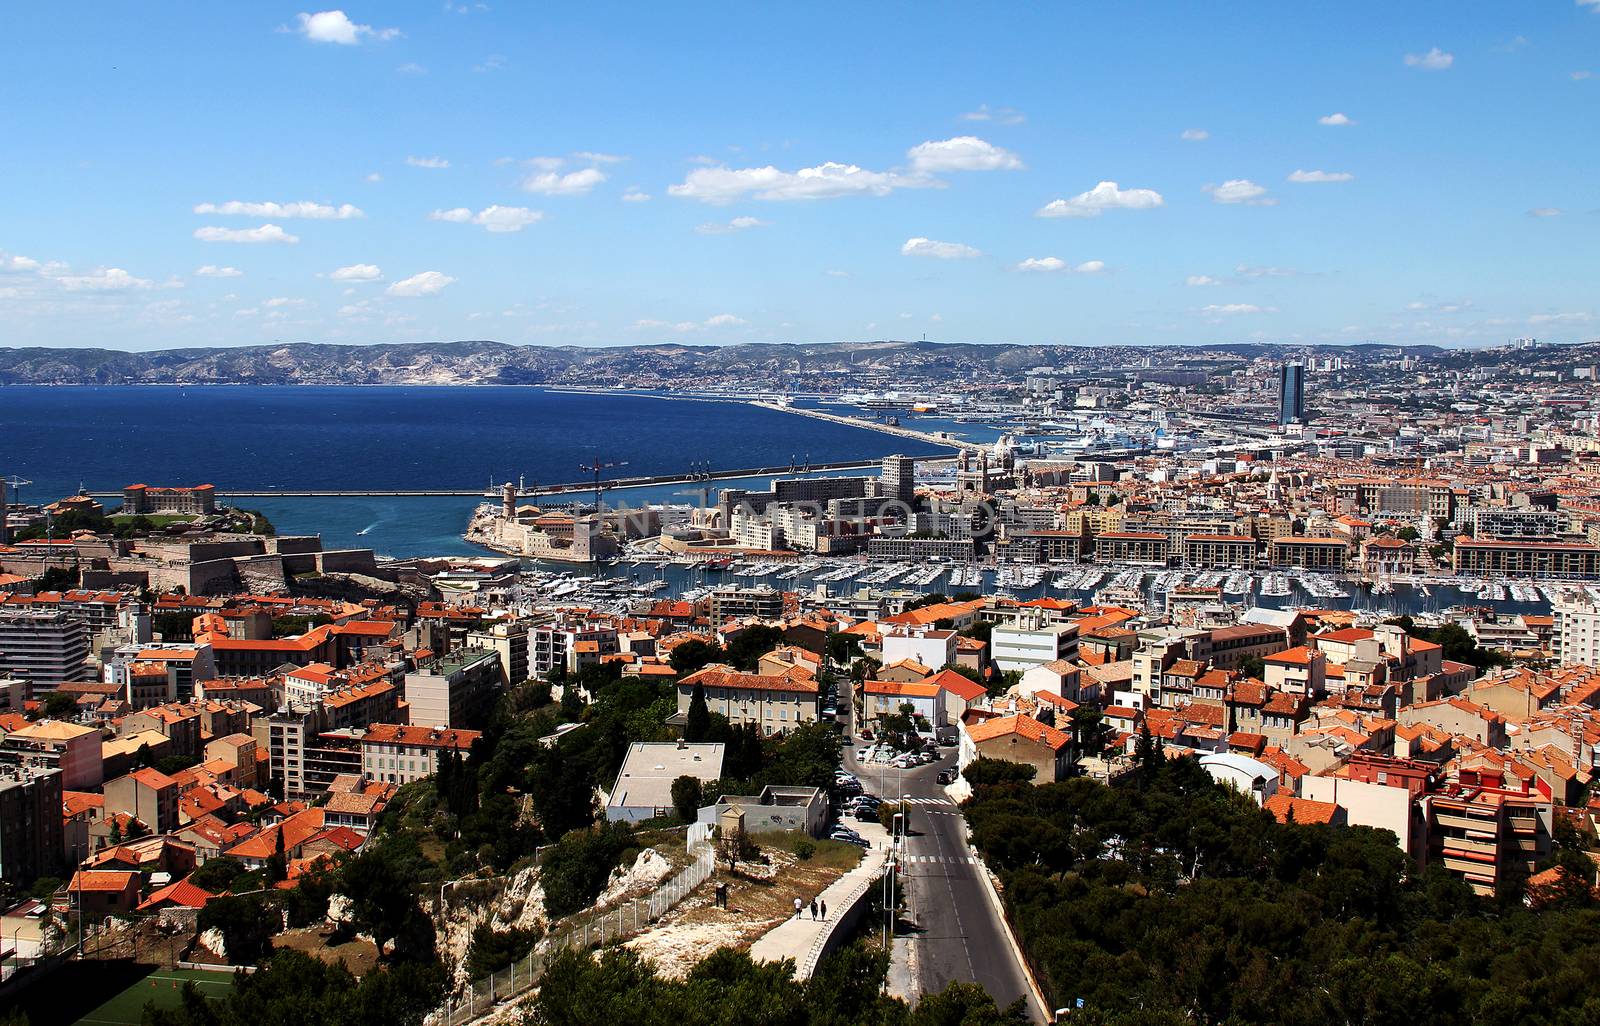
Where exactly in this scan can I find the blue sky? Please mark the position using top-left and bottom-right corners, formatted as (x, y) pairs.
(2, 2), (1597, 350)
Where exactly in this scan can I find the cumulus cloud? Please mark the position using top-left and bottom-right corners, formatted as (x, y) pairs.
(1180, 128), (1210, 141)
(1205, 179), (1275, 205)
(960, 104), (1025, 124)
(52, 267), (153, 291)
(1319, 112), (1356, 126)
(193, 224), (300, 244)
(1287, 169), (1354, 183)
(1015, 256), (1103, 273)
(668, 162), (933, 204)
(906, 136), (1023, 172)
(195, 265), (242, 278)
(193, 200), (363, 219)
(330, 263), (383, 281)
(1202, 303), (1275, 315)
(430, 205), (544, 232)
(704, 313), (747, 328)
(1, 253), (40, 272)
(621, 188), (651, 202)
(1528, 207), (1564, 217)
(522, 167), (606, 196)
(695, 216), (769, 235)
(1405, 47), (1454, 70)
(295, 10), (399, 45)
(1186, 274), (1222, 286)
(1037, 181), (1164, 218)
(386, 271), (455, 297)
(901, 237), (981, 260)
(406, 155), (450, 169)
(574, 151), (628, 165)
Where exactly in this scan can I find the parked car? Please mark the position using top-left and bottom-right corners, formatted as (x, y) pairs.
(936, 768), (957, 785)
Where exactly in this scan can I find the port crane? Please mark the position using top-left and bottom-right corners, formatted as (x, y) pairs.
(578, 460), (629, 513)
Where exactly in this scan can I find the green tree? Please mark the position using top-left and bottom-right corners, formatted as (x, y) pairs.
(670, 775), (703, 823)
(962, 757), (1037, 789)
(1237, 653), (1265, 680)
(670, 639), (725, 676)
(196, 893), (278, 965)
(42, 692), (78, 720)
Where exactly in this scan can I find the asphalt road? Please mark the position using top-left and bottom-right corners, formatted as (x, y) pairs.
(842, 745), (1043, 1023)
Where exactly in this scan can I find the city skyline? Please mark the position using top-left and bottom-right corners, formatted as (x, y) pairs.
(3, 3), (1599, 351)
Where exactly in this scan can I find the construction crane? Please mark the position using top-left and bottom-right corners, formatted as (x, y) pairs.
(0, 475), (32, 545)
(577, 460), (628, 513)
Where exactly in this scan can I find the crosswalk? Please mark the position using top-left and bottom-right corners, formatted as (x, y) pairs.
(901, 853), (977, 865)
(899, 797), (954, 806)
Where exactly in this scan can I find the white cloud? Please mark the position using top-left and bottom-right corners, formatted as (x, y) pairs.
(1287, 169), (1354, 183)
(704, 314), (747, 328)
(1186, 274), (1222, 286)
(960, 104), (1025, 124)
(194, 265), (242, 278)
(1, 253), (40, 272)
(405, 155), (450, 169)
(386, 271), (455, 297)
(906, 136), (1023, 173)
(695, 215), (769, 235)
(1580, 0), (1600, 11)
(1405, 47), (1454, 70)
(1529, 311), (1593, 325)
(396, 62), (426, 74)
(825, 269), (850, 278)
(1015, 256), (1104, 274)
(1205, 179), (1275, 205)
(634, 313), (747, 332)
(522, 167), (606, 195)
(1036, 181), (1164, 218)
(574, 151), (628, 165)
(473, 54), (506, 73)
(365, 172), (382, 183)
(1202, 303), (1275, 315)
(193, 200), (363, 219)
(1574, 71), (1595, 81)
(668, 162), (934, 204)
(1318, 112), (1356, 126)
(193, 224), (300, 244)
(52, 267), (152, 291)
(295, 10), (399, 45)
(1180, 128), (1209, 141)
(330, 263), (383, 281)
(261, 296), (303, 308)
(621, 188), (651, 202)
(1528, 207), (1564, 217)
(430, 205), (544, 232)
(901, 237), (980, 260)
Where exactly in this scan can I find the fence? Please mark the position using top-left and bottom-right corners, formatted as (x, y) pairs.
(794, 856), (887, 979)
(440, 843), (716, 1025)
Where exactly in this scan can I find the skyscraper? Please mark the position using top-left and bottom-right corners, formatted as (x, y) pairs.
(1278, 363), (1305, 425)
(880, 454), (916, 504)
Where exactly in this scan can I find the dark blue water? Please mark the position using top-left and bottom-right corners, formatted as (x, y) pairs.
(0, 385), (949, 555)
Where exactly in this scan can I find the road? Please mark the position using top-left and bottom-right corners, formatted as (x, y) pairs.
(842, 745), (1044, 1023)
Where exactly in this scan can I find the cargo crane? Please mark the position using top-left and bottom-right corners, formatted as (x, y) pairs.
(578, 460), (629, 514)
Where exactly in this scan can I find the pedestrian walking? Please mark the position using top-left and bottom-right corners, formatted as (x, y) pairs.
(820, 899), (827, 921)
(810, 899), (818, 920)
(794, 897), (804, 917)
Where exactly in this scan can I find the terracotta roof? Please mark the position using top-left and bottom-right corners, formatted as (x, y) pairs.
(1264, 792), (1340, 825)
(967, 713), (1071, 751)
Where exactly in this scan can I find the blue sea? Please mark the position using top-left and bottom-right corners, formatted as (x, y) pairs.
(0, 385), (951, 556)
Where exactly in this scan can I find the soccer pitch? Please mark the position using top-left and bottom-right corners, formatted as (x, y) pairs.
(73, 968), (234, 1026)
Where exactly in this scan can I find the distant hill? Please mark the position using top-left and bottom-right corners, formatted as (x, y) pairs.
(0, 339), (1442, 386)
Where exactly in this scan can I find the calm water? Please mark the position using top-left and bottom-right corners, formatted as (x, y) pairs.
(1, 385), (949, 556)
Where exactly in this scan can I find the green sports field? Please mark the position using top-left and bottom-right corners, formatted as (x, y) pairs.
(72, 968), (234, 1026)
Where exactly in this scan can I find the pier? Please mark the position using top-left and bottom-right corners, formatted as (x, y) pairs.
(80, 455), (954, 501)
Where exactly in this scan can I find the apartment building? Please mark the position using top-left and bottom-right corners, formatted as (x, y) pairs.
(678, 664), (820, 735)
(1454, 539), (1600, 579)
(707, 586), (785, 622)
(1096, 532), (1170, 565)
(0, 610), (91, 682)
(1183, 534), (1258, 569)
(1268, 537), (1349, 571)
(404, 647), (502, 729)
(360, 723), (480, 787)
